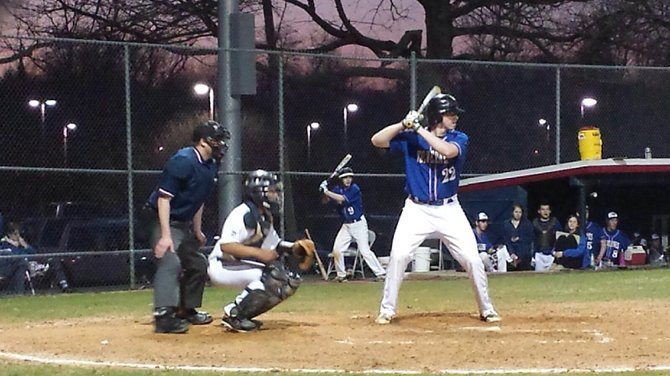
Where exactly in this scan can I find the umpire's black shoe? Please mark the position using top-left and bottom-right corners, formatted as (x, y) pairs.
(221, 315), (258, 333)
(154, 307), (189, 334)
(177, 308), (213, 325)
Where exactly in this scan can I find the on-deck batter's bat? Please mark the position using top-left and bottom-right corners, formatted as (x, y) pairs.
(327, 154), (352, 181)
(416, 85), (442, 115)
(305, 228), (329, 281)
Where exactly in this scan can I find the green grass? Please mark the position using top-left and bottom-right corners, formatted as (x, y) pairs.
(1, 268), (670, 375)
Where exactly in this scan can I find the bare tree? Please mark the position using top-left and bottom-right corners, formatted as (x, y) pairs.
(2, 0), (669, 71)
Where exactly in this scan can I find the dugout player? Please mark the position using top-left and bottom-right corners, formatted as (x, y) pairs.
(595, 211), (630, 269)
(370, 92), (500, 325)
(319, 167), (386, 282)
(144, 120), (230, 334)
(207, 170), (311, 332)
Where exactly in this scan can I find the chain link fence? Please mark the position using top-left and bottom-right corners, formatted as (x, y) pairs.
(1, 36), (670, 292)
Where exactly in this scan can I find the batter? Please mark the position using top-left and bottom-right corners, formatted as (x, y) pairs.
(370, 92), (500, 324)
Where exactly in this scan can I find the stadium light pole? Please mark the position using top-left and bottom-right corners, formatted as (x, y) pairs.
(28, 99), (57, 135)
(580, 97), (597, 119)
(343, 103), (358, 151)
(62, 123), (77, 167)
(193, 83), (215, 120)
(307, 122), (320, 163)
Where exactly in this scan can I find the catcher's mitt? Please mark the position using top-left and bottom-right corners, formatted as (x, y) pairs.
(292, 239), (316, 271)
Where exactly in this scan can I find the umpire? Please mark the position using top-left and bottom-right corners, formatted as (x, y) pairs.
(143, 120), (230, 333)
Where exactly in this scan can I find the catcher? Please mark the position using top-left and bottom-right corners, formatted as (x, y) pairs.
(207, 169), (315, 333)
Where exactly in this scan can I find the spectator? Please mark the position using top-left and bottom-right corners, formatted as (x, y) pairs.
(0, 222), (72, 293)
(595, 212), (631, 269)
(502, 203), (534, 270)
(531, 201), (561, 271)
(631, 231), (648, 251)
(647, 233), (666, 266)
(554, 214), (590, 269)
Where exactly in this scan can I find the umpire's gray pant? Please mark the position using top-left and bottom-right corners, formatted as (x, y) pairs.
(151, 222), (208, 309)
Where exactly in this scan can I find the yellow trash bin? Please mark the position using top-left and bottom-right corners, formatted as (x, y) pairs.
(578, 126), (602, 160)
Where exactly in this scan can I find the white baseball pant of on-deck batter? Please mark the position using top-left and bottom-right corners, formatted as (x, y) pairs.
(332, 215), (385, 278)
(379, 197), (496, 318)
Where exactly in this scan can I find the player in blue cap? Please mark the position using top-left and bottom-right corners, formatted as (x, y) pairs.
(371, 91), (500, 324)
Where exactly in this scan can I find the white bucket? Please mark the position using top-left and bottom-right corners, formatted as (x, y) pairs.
(412, 247), (431, 272)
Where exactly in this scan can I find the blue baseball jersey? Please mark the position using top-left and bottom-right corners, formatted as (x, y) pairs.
(390, 130), (468, 201)
(473, 229), (493, 253)
(147, 146), (217, 222)
(600, 228), (631, 263)
(331, 183), (364, 223)
(584, 221), (602, 257)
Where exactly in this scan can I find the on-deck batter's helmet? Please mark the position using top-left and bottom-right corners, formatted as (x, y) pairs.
(244, 169), (282, 214)
(338, 167), (354, 179)
(426, 94), (465, 127)
(192, 120), (231, 160)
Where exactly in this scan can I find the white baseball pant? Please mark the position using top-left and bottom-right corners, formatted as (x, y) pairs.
(208, 259), (264, 316)
(332, 216), (385, 278)
(379, 198), (497, 317)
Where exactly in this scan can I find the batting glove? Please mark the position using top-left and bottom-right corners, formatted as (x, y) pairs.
(402, 110), (422, 132)
(319, 180), (328, 193)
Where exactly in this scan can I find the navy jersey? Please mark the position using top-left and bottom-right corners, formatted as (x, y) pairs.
(600, 228), (631, 264)
(147, 147), (217, 222)
(502, 218), (534, 257)
(584, 221), (602, 257)
(473, 229), (493, 253)
(331, 183), (364, 223)
(389, 130), (468, 201)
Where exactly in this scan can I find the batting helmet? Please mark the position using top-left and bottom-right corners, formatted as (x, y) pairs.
(425, 94), (465, 127)
(244, 169), (282, 213)
(338, 167), (354, 179)
(193, 120), (231, 160)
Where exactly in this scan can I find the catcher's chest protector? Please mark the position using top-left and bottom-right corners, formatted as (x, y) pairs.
(242, 201), (273, 248)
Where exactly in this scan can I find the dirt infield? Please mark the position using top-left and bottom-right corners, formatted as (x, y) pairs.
(1, 299), (669, 373)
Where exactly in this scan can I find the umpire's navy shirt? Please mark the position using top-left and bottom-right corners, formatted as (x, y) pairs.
(147, 147), (217, 222)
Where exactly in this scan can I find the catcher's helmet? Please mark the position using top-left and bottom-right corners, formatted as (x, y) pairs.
(426, 94), (465, 127)
(244, 169), (282, 213)
(192, 120), (231, 160)
(338, 167), (354, 179)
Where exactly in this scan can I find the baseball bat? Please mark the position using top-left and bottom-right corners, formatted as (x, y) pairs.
(327, 153), (352, 181)
(416, 85), (441, 115)
(305, 228), (329, 281)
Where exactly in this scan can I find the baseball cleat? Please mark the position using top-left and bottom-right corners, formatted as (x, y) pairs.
(221, 315), (258, 333)
(335, 276), (348, 283)
(375, 313), (393, 325)
(177, 308), (213, 325)
(374, 274), (386, 282)
(480, 312), (502, 323)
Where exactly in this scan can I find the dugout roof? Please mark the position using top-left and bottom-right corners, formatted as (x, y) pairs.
(458, 158), (670, 236)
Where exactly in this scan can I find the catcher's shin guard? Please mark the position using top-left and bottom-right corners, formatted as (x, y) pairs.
(230, 262), (301, 320)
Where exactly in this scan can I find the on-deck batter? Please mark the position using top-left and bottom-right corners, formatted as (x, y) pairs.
(370, 91), (501, 324)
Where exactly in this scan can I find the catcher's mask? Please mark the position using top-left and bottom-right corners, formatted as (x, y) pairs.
(245, 169), (282, 214)
(192, 120), (231, 160)
(426, 94), (465, 127)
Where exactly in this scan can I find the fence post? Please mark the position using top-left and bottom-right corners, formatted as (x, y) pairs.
(555, 66), (561, 165)
(124, 44), (136, 289)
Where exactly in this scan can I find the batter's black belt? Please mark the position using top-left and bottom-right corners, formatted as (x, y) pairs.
(409, 195), (456, 206)
(343, 218), (362, 224)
